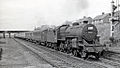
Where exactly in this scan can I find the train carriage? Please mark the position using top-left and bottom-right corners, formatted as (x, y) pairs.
(44, 28), (58, 48)
(25, 32), (33, 41)
(32, 30), (41, 43)
(40, 29), (47, 45)
(14, 32), (26, 39)
(46, 28), (57, 43)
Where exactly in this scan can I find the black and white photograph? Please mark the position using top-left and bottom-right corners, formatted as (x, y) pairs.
(0, 0), (120, 68)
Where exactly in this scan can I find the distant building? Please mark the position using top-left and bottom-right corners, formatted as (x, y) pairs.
(93, 12), (111, 24)
(114, 11), (120, 39)
(75, 16), (93, 24)
(114, 11), (120, 17)
(94, 11), (120, 43)
(114, 22), (120, 39)
(93, 11), (120, 24)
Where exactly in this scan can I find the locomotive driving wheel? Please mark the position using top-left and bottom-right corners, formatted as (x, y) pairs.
(95, 52), (100, 59)
(59, 42), (64, 52)
(46, 43), (49, 47)
(80, 51), (88, 59)
(73, 49), (78, 57)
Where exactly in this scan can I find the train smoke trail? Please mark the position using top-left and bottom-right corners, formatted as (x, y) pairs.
(0, 0), (89, 30)
(36, 0), (89, 26)
(63, 0), (89, 15)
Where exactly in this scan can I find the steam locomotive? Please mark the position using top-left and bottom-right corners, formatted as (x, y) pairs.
(15, 21), (105, 59)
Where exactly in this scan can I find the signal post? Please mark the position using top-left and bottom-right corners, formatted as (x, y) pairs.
(110, 0), (117, 38)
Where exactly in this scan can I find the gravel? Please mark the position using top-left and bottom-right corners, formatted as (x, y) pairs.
(0, 38), (54, 68)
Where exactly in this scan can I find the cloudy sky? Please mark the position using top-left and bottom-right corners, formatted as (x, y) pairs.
(0, 0), (114, 30)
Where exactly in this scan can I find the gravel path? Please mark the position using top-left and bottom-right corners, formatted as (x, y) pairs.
(0, 38), (53, 68)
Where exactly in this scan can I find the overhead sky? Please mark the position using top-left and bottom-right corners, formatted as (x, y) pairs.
(0, 0), (115, 30)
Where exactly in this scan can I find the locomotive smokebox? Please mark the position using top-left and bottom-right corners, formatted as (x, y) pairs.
(82, 24), (98, 41)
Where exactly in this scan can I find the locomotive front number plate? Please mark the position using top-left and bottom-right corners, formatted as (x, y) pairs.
(88, 27), (93, 30)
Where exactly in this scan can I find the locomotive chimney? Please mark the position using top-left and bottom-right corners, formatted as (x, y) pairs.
(102, 12), (105, 15)
(83, 16), (86, 18)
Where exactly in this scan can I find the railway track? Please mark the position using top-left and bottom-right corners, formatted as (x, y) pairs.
(101, 51), (120, 68)
(35, 43), (120, 68)
(14, 38), (120, 68)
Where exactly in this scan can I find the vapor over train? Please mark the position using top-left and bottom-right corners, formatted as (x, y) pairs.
(15, 22), (106, 59)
